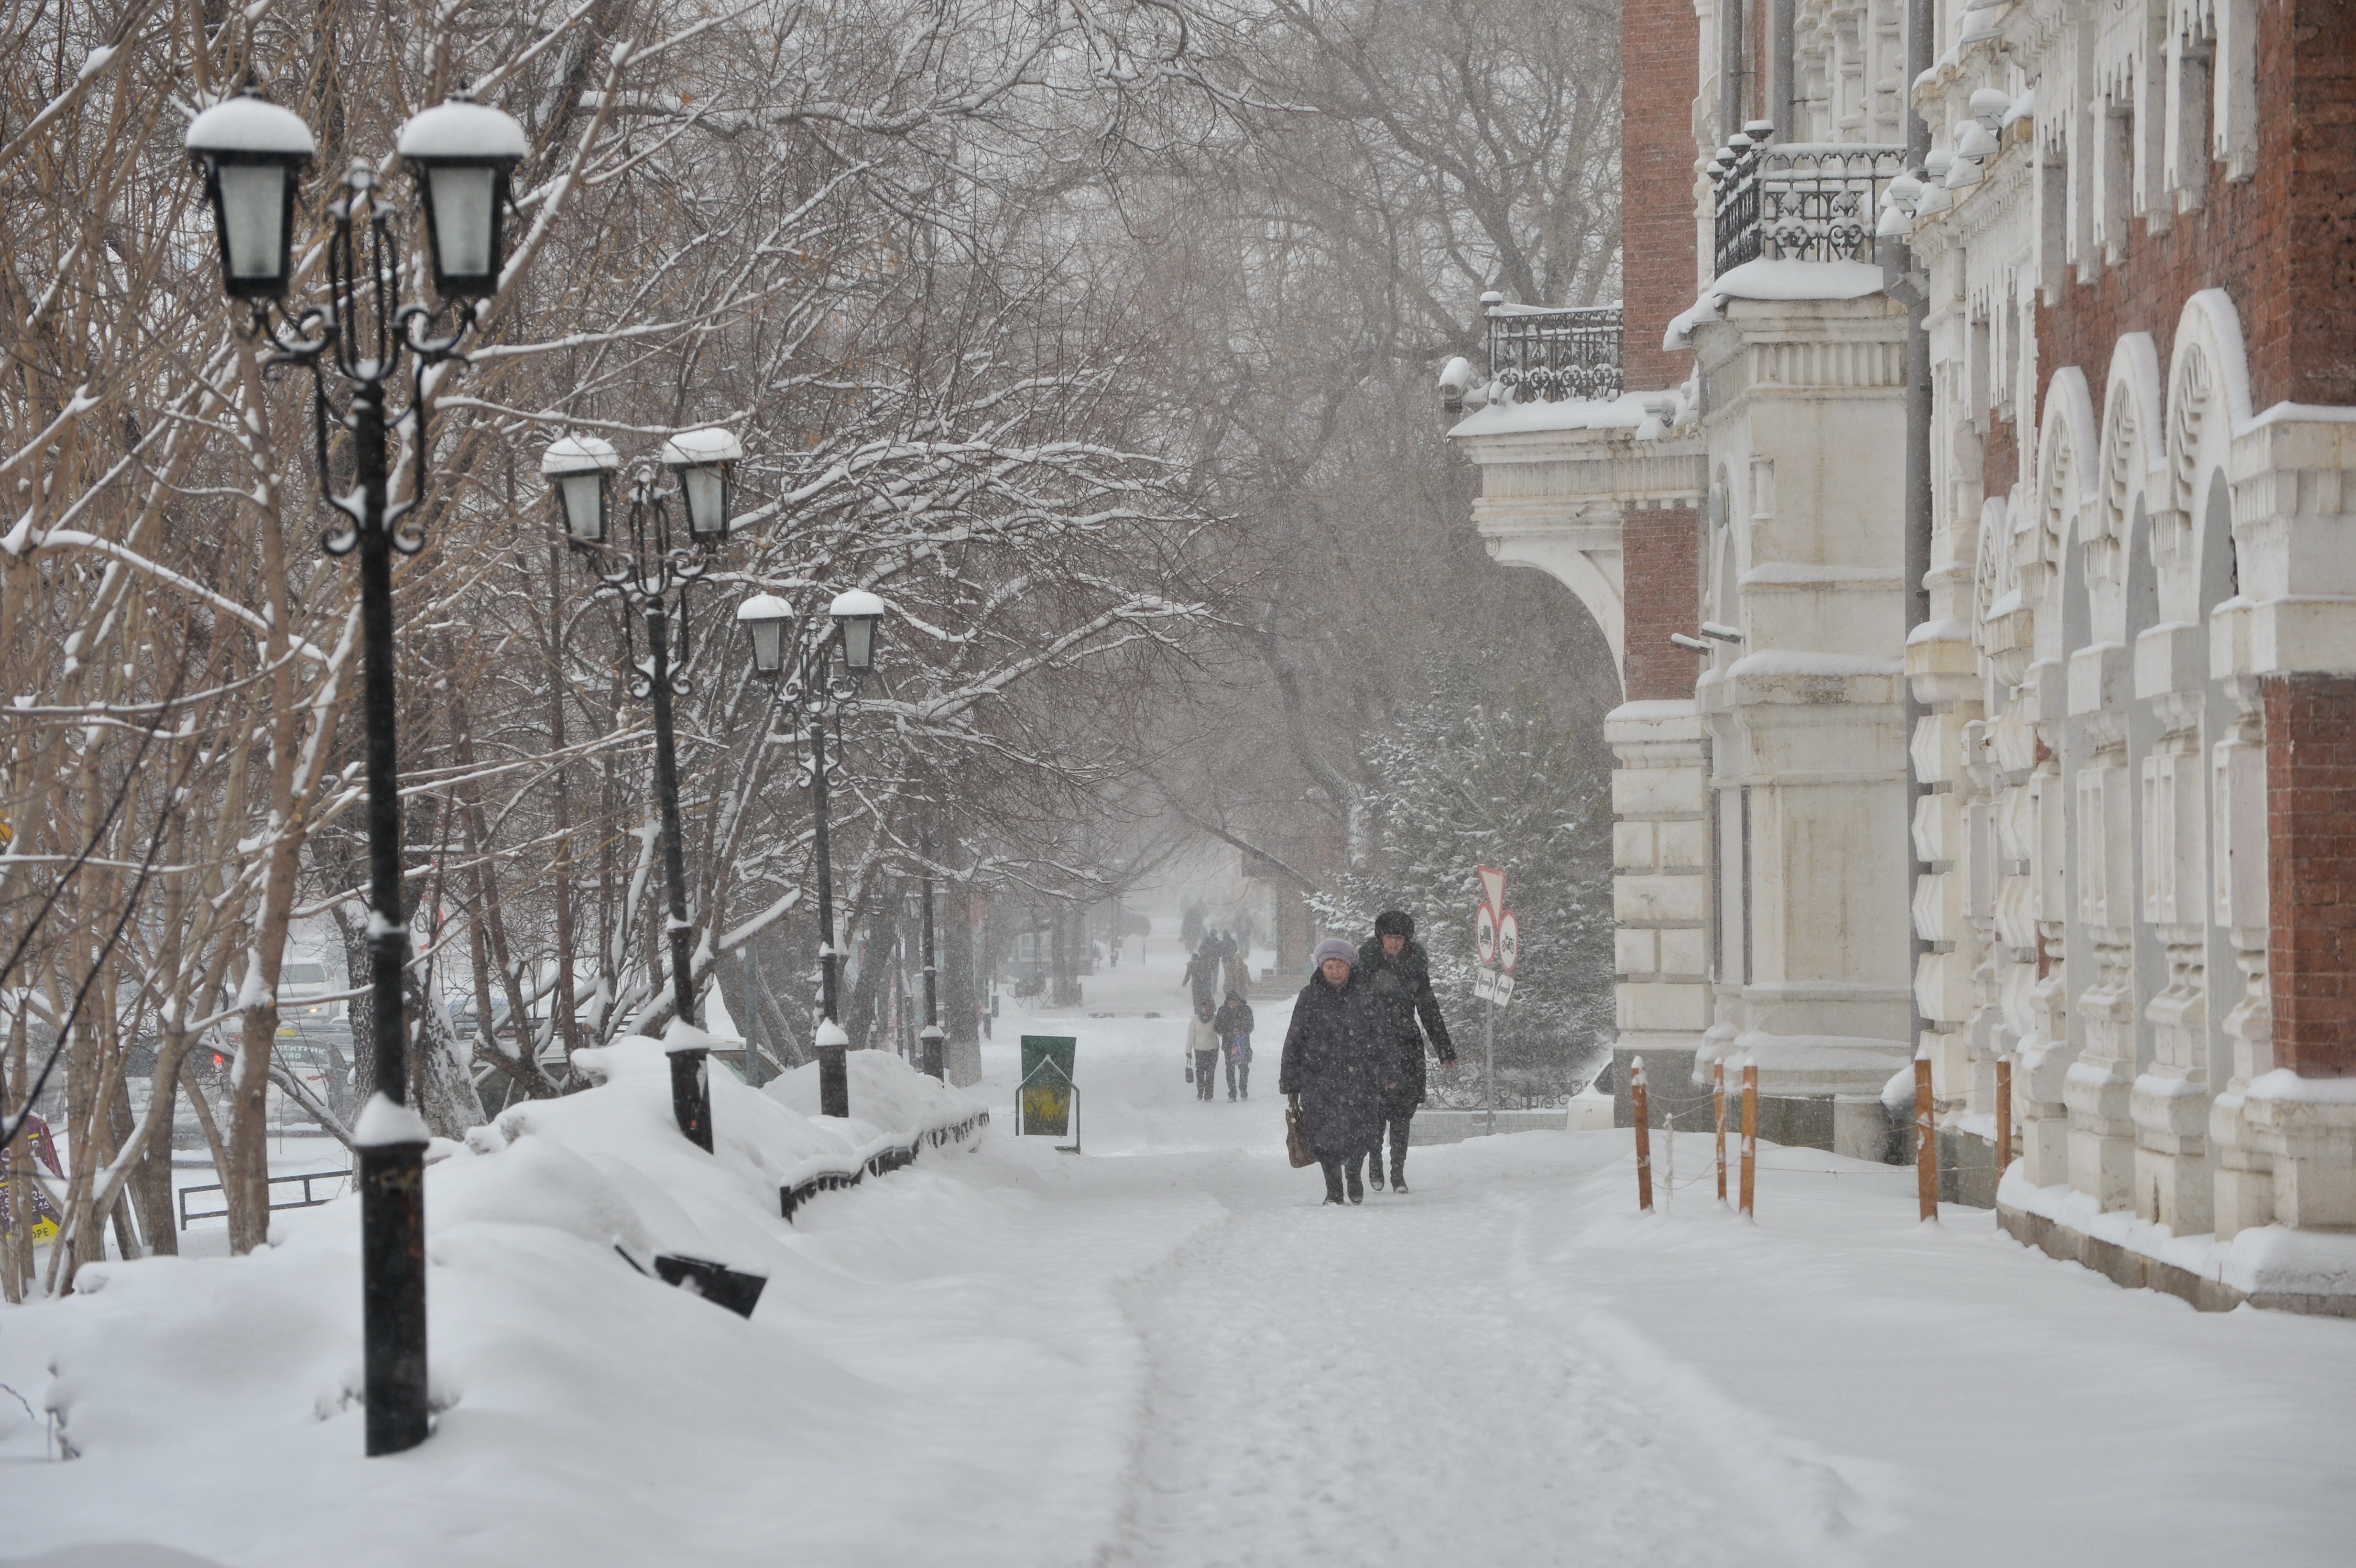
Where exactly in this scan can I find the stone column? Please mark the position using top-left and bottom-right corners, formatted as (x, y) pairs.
(1609, 699), (1717, 1128)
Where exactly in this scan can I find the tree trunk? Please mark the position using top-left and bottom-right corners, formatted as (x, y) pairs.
(940, 882), (982, 1086)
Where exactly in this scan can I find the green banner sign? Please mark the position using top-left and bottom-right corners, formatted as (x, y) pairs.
(1019, 1035), (1077, 1137)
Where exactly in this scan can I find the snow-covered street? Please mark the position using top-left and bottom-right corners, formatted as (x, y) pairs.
(6, 941), (2354, 1568)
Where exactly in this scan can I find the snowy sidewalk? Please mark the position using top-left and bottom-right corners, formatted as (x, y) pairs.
(6, 989), (2356, 1566)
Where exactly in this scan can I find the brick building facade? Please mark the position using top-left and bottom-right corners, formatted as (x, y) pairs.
(1450, 0), (2356, 1312)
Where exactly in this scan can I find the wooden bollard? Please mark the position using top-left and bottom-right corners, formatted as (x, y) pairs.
(1995, 1055), (2013, 1175)
(1915, 1056), (1938, 1221)
(1631, 1056), (1653, 1212)
(1738, 1062), (1757, 1218)
(1714, 1061), (1728, 1204)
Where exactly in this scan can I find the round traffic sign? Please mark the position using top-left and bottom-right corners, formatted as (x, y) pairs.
(1498, 910), (1520, 973)
(1474, 903), (1497, 967)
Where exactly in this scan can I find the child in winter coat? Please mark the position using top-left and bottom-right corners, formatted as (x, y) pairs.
(1213, 990), (1255, 1100)
(1186, 1000), (1221, 1101)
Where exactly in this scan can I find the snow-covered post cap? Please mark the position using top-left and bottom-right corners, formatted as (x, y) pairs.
(814, 1019), (850, 1048)
(393, 96), (529, 160)
(541, 432), (620, 474)
(657, 427), (745, 467)
(663, 1018), (718, 1056)
(352, 1091), (431, 1148)
(919, 1025), (945, 1040)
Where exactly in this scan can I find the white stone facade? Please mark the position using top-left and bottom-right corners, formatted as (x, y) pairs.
(1453, 0), (2356, 1307)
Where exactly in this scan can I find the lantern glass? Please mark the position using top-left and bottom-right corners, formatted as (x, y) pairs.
(558, 472), (606, 544)
(681, 465), (727, 540)
(746, 616), (785, 675)
(217, 163), (292, 283)
(425, 164), (499, 286)
(838, 614), (878, 674)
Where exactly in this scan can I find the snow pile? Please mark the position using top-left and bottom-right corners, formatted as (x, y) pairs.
(764, 1048), (987, 1171)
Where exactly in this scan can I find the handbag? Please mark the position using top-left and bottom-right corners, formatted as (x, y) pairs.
(1284, 1099), (1316, 1168)
(1185, 1064), (1194, 1084)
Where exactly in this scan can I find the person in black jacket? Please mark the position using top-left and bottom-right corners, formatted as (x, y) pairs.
(1280, 939), (1384, 1204)
(1214, 989), (1255, 1100)
(1357, 910), (1457, 1193)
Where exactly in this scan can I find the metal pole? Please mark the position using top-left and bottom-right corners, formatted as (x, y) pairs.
(349, 371), (428, 1459)
(810, 702), (848, 1117)
(919, 828), (943, 1080)
(646, 604), (711, 1151)
(1483, 991), (1496, 1136)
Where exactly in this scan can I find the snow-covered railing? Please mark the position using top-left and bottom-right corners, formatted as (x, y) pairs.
(764, 1050), (989, 1220)
(1483, 301), (1623, 405)
(1711, 125), (1906, 277)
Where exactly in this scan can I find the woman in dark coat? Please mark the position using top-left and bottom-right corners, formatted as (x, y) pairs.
(1358, 910), (1457, 1194)
(1279, 938), (1385, 1204)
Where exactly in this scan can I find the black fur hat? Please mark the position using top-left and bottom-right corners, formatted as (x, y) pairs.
(1374, 910), (1414, 938)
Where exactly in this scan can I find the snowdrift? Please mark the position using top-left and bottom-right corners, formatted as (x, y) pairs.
(23, 1040), (984, 1468)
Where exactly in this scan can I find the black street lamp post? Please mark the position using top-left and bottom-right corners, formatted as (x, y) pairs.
(736, 589), (886, 1117)
(919, 828), (944, 1081)
(550, 432), (744, 1149)
(185, 84), (528, 1458)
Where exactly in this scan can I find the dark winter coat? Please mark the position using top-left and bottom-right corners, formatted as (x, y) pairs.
(1185, 950), (1220, 1008)
(1278, 971), (1384, 1157)
(1356, 937), (1456, 1104)
(1213, 996), (1254, 1042)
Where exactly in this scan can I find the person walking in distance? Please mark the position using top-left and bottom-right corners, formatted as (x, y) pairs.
(1280, 939), (1384, 1204)
(1187, 997), (1222, 1101)
(1358, 910), (1457, 1194)
(1215, 987), (1255, 1100)
(1184, 939), (1221, 1014)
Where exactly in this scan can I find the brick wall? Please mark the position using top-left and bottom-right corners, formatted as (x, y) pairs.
(2035, 0), (2356, 429)
(1622, 505), (1702, 700)
(1621, 0), (1699, 392)
(1618, 0), (1702, 708)
(1983, 410), (2018, 501)
(2265, 674), (2356, 1078)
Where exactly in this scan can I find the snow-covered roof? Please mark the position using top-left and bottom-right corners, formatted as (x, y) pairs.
(1448, 391), (1654, 439)
(396, 97), (529, 161)
(185, 94), (316, 157)
(541, 433), (620, 475)
(1664, 259), (1888, 349)
(829, 588), (887, 620)
(659, 427), (746, 467)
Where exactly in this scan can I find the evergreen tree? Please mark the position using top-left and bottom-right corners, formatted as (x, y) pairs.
(1311, 678), (1614, 1103)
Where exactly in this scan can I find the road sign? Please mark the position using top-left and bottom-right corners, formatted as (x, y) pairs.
(1476, 865), (1506, 917)
(1491, 972), (1515, 1007)
(1473, 967), (1495, 1002)
(1497, 910), (1519, 973)
(1474, 903), (1497, 967)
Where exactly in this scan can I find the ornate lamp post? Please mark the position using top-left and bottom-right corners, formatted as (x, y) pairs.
(548, 431), (743, 1149)
(185, 84), (527, 1458)
(736, 588), (888, 1117)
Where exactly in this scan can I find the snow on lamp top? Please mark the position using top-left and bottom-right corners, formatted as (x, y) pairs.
(735, 592), (794, 623)
(185, 91), (317, 157)
(658, 427), (745, 468)
(829, 588), (886, 621)
(395, 96), (529, 161)
(540, 432), (620, 475)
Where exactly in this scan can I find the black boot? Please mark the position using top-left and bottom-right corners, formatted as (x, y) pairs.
(1345, 1162), (1364, 1204)
(1322, 1159), (1346, 1205)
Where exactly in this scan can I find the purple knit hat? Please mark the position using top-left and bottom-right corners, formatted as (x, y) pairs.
(1311, 938), (1357, 970)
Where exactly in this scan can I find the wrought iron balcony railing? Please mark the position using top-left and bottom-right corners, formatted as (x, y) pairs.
(1711, 129), (1906, 277)
(1486, 302), (1623, 404)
